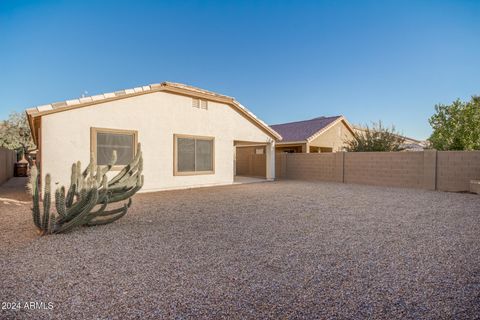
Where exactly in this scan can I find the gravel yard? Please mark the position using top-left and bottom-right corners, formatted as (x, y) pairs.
(1, 179), (479, 319)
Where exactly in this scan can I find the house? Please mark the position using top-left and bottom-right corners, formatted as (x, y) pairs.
(26, 82), (282, 192)
(352, 126), (427, 151)
(270, 116), (355, 153)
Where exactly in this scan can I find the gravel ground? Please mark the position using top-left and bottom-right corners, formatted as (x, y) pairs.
(1, 179), (479, 319)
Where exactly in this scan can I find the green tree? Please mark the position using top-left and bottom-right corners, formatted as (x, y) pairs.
(346, 121), (405, 152)
(0, 112), (36, 157)
(428, 96), (480, 150)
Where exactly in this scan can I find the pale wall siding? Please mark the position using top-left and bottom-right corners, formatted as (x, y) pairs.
(41, 91), (274, 192)
(309, 121), (354, 152)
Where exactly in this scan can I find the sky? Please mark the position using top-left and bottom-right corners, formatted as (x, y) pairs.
(0, 0), (479, 140)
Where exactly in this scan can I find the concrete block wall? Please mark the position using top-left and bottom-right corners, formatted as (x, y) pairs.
(344, 152), (424, 189)
(275, 153), (287, 179)
(276, 150), (480, 192)
(0, 147), (16, 185)
(284, 153), (339, 182)
(437, 151), (480, 192)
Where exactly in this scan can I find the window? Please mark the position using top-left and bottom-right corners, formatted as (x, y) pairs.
(174, 135), (214, 175)
(91, 128), (137, 167)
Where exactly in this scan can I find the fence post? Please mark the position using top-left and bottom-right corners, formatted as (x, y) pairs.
(281, 153), (287, 178)
(423, 150), (437, 190)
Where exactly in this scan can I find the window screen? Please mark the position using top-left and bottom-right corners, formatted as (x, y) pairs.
(177, 137), (213, 173)
(177, 138), (195, 172)
(96, 131), (135, 165)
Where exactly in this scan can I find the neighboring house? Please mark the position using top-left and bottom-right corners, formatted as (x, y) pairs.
(270, 116), (355, 153)
(352, 126), (427, 151)
(26, 82), (282, 192)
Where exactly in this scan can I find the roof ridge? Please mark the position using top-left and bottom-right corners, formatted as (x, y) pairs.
(26, 81), (236, 116)
(271, 115), (342, 127)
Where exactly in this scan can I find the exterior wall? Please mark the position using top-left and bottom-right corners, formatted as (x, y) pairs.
(437, 151), (480, 192)
(308, 121), (354, 152)
(276, 150), (480, 192)
(0, 148), (16, 185)
(41, 91), (275, 192)
(235, 146), (266, 177)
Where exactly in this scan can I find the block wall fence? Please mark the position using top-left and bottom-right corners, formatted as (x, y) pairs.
(275, 150), (480, 192)
(0, 147), (16, 185)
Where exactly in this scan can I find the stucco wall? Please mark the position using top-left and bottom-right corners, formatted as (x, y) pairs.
(0, 148), (16, 185)
(41, 91), (275, 192)
(308, 121), (354, 152)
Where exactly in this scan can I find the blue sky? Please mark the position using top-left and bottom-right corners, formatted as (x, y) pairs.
(1, 0), (479, 139)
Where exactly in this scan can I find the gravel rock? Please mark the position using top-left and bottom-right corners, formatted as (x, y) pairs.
(0, 180), (479, 319)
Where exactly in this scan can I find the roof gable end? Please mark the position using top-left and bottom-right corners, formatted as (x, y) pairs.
(26, 82), (282, 144)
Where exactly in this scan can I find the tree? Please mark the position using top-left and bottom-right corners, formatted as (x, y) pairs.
(0, 112), (36, 157)
(345, 121), (405, 152)
(428, 96), (480, 150)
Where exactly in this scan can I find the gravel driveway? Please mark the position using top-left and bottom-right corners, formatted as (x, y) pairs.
(1, 180), (479, 319)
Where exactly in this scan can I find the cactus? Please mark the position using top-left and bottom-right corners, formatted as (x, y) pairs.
(29, 143), (144, 235)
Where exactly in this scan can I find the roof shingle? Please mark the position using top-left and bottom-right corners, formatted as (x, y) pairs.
(270, 116), (341, 142)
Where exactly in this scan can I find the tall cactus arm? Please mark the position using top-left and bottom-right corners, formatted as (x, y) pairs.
(30, 166), (42, 230)
(66, 163), (77, 208)
(108, 144), (141, 186)
(86, 202), (129, 226)
(75, 161), (83, 191)
(107, 170), (142, 194)
(55, 187), (99, 234)
(92, 198), (132, 217)
(82, 197), (109, 225)
(110, 157), (143, 189)
(82, 152), (96, 178)
(55, 186), (67, 217)
(41, 174), (52, 233)
(57, 188), (93, 224)
(107, 175), (144, 204)
(48, 211), (56, 235)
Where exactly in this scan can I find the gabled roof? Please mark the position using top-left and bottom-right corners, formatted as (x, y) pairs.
(26, 81), (282, 145)
(271, 116), (353, 143)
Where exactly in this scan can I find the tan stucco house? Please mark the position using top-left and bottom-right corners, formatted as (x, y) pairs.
(271, 116), (355, 153)
(26, 82), (281, 192)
